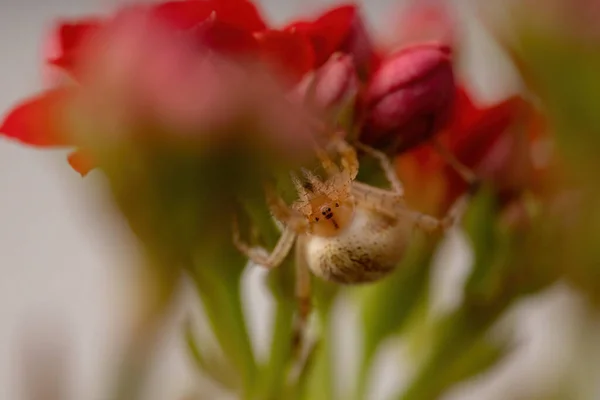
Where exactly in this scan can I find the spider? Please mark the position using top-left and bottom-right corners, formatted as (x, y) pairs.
(233, 133), (476, 344)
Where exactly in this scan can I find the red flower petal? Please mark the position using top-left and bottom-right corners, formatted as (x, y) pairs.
(153, 0), (266, 32)
(192, 19), (259, 55)
(67, 149), (96, 176)
(439, 89), (529, 208)
(211, 0), (267, 32)
(397, 87), (530, 215)
(152, 1), (214, 30)
(0, 88), (75, 147)
(448, 89), (526, 166)
(255, 30), (315, 83)
(46, 19), (103, 76)
(285, 5), (357, 67)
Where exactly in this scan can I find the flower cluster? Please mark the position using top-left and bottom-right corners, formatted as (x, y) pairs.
(4, 2), (588, 399)
(1, 1), (534, 207)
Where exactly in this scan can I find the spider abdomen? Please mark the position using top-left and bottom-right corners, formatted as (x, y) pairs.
(302, 208), (414, 284)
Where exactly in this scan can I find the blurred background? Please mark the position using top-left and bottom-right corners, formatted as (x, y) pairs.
(1, 0), (598, 399)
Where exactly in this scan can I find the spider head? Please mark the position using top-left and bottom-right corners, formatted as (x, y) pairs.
(291, 169), (355, 237)
(308, 196), (354, 237)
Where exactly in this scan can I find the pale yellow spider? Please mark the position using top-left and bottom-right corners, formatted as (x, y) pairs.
(233, 134), (475, 338)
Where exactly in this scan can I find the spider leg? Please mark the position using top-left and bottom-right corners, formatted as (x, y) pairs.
(312, 142), (340, 177)
(431, 139), (479, 188)
(232, 220), (297, 269)
(265, 184), (309, 232)
(412, 191), (471, 233)
(354, 142), (404, 195)
(415, 139), (481, 232)
(232, 187), (308, 269)
(351, 181), (407, 219)
(318, 133), (358, 180)
(351, 180), (468, 233)
(349, 140), (478, 235)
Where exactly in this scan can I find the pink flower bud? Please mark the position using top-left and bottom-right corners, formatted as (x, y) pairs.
(361, 43), (455, 153)
(292, 53), (358, 112)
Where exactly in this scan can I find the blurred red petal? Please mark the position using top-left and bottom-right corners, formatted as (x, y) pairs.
(153, 0), (266, 31)
(212, 0), (267, 31)
(445, 86), (478, 131)
(439, 89), (529, 208)
(67, 149), (96, 176)
(449, 89), (527, 166)
(46, 19), (103, 76)
(285, 5), (357, 66)
(339, 8), (377, 77)
(255, 30), (315, 82)
(396, 87), (530, 214)
(192, 19), (259, 55)
(0, 88), (75, 147)
(152, 1), (214, 30)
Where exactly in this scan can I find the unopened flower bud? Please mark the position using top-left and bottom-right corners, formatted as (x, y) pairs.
(292, 53), (358, 113)
(361, 43), (455, 153)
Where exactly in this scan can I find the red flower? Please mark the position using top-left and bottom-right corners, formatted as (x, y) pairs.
(72, 8), (315, 152)
(41, 0), (339, 85)
(396, 87), (532, 216)
(1, 0), (332, 175)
